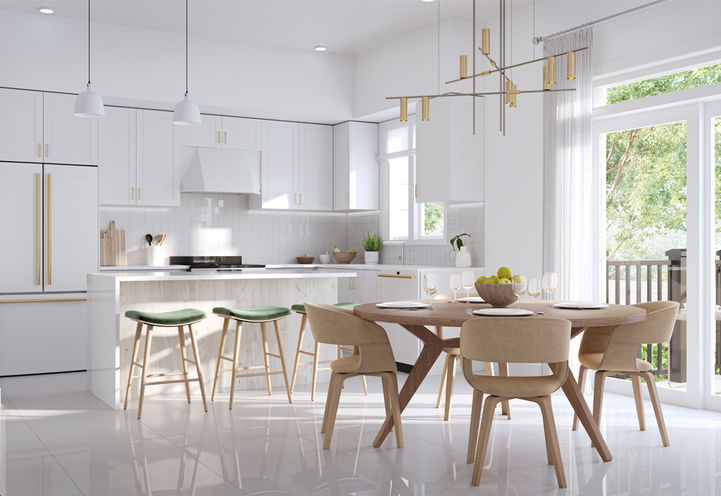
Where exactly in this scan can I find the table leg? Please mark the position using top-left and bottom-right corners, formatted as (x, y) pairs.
(373, 326), (443, 448)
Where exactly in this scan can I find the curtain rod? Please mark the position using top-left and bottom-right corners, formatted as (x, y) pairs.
(532, 0), (667, 45)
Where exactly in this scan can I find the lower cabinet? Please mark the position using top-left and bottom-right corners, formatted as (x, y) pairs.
(375, 270), (422, 366)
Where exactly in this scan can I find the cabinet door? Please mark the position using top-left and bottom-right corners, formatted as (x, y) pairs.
(44, 164), (98, 292)
(43, 93), (98, 165)
(173, 115), (220, 194)
(0, 89), (43, 163)
(415, 99), (447, 203)
(222, 117), (259, 150)
(262, 121), (298, 209)
(0, 163), (43, 293)
(298, 123), (332, 210)
(137, 110), (175, 206)
(376, 270), (420, 365)
(349, 122), (379, 210)
(333, 122), (350, 210)
(98, 107), (136, 205)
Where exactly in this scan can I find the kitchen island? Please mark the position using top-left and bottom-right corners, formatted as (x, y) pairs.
(87, 269), (355, 408)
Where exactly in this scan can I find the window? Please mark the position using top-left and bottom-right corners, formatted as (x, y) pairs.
(379, 116), (445, 242)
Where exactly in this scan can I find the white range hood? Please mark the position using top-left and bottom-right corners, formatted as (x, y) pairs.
(180, 147), (261, 194)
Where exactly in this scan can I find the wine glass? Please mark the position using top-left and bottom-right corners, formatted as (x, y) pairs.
(423, 274), (438, 306)
(461, 271), (475, 299)
(450, 274), (461, 302)
(542, 272), (558, 300)
(512, 275), (527, 307)
(527, 278), (541, 301)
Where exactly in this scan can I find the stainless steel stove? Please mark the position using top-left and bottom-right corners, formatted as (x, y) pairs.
(169, 256), (266, 272)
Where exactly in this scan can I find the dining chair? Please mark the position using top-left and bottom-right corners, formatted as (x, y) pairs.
(305, 303), (403, 450)
(572, 301), (679, 447)
(461, 317), (571, 488)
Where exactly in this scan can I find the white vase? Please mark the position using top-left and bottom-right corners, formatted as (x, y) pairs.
(455, 246), (471, 268)
(365, 251), (379, 265)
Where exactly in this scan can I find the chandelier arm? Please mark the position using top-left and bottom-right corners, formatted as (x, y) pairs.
(386, 88), (575, 100)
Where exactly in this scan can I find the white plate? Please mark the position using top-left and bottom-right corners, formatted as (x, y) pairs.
(457, 296), (485, 303)
(376, 301), (431, 310)
(553, 302), (609, 310)
(473, 308), (534, 317)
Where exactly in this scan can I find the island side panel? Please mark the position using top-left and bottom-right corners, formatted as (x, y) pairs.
(88, 274), (123, 408)
(118, 277), (338, 405)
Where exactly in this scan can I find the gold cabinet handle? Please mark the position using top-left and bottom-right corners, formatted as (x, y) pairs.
(35, 173), (41, 285)
(299, 193), (303, 206)
(294, 193), (298, 205)
(377, 273), (414, 279)
(217, 131), (221, 144)
(47, 173), (52, 286)
(37, 143), (42, 158)
(414, 184), (418, 198)
(138, 187), (141, 201)
(45, 144), (49, 158)
(224, 131), (227, 144)
(131, 187), (135, 200)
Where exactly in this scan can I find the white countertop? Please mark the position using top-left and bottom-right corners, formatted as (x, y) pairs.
(88, 268), (357, 282)
(266, 264), (485, 271)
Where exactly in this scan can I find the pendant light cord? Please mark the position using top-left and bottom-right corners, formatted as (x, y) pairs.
(185, 0), (189, 97)
(87, 0), (91, 85)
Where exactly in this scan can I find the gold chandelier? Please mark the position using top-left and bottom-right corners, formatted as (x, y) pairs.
(387, 0), (588, 135)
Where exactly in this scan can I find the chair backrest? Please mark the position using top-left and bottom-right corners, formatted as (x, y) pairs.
(460, 317), (571, 364)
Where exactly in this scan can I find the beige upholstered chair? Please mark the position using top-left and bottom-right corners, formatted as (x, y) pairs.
(461, 317), (571, 488)
(305, 303), (403, 450)
(572, 301), (679, 447)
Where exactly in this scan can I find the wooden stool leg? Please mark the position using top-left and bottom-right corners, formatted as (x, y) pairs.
(187, 324), (208, 412)
(498, 362), (512, 419)
(311, 341), (320, 402)
(631, 374), (646, 431)
(643, 371), (670, 447)
(444, 355), (457, 421)
(211, 318), (229, 401)
(177, 326), (191, 404)
(289, 314), (307, 394)
(436, 355), (449, 409)
(229, 321), (242, 409)
(273, 319), (293, 404)
(471, 396), (501, 486)
(124, 321), (143, 410)
(260, 322), (272, 396)
(538, 395), (566, 488)
(572, 365), (587, 431)
(137, 325), (154, 419)
(466, 388), (483, 463)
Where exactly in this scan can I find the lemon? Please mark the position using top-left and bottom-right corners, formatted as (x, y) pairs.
(497, 266), (512, 280)
(334, 248), (340, 253)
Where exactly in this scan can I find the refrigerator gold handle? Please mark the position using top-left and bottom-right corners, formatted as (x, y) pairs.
(45, 144), (49, 158)
(37, 143), (42, 158)
(35, 173), (41, 286)
(47, 173), (52, 286)
(224, 131), (227, 144)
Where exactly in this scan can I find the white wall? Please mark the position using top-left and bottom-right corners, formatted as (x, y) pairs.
(0, 9), (355, 123)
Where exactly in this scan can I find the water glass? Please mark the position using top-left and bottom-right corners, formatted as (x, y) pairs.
(424, 273), (438, 305)
(461, 271), (475, 299)
(512, 275), (527, 306)
(450, 274), (461, 302)
(542, 272), (558, 300)
(527, 278), (541, 301)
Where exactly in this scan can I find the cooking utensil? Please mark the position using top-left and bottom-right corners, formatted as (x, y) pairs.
(145, 234), (153, 247)
(155, 234), (166, 246)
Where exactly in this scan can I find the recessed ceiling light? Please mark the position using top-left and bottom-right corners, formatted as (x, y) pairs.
(38, 7), (54, 14)
(314, 45), (327, 52)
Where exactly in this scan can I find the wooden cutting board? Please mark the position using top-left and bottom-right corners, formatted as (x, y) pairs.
(100, 220), (127, 266)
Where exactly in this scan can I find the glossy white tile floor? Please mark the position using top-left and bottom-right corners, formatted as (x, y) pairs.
(1, 372), (720, 496)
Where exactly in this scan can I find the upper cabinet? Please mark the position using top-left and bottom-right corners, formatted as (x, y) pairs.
(333, 121), (379, 211)
(98, 107), (136, 205)
(415, 97), (484, 203)
(0, 89), (97, 165)
(137, 110), (175, 206)
(174, 115), (259, 150)
(298, 124), (333, 211)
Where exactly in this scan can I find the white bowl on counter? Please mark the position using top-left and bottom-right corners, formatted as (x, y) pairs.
(319, 253), (332, 264)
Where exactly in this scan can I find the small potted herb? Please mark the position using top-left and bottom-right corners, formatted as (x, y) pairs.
(450, 233), (471, 267)
(362, 232), (381, 265)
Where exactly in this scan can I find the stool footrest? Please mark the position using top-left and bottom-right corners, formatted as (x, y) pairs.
(298, 350), (316, 356)
(183, 358), (197, 365)
(298, 360), (333, 367)
(265, 352), (281, 359)
(132, 361), (144, 368)
(146, 378), (200, 386)
(147, 372), (186, 379)
(219, 356), (234, 362)
(234, 371), (283, 379)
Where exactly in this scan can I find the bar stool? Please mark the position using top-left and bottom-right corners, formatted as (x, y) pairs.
(210, 305), (293, 409)
(123, 308), (208, 419)
(289, 303), (368, 401)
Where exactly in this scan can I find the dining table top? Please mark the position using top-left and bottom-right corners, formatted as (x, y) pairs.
(354, 300), (647, 329)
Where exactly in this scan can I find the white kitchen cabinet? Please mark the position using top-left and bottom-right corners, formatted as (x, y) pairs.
(258, 120), (297, 209)
(375, 269), (421, 365)
(44, 164), (98, 292)
(222, 116), (260, 150)
(298, 123), (333, 210)
(415, 97), (483, 203)
(333, 121), (379, 210)
(98, 107), (136, 205)
(43, 92), (98, 165)
(338, 269), (378, 304)
(0, 163), (43, 294)
(0, 89), (43, 163)
(137, 110), (175, 206)
(174, 114), (222, 149)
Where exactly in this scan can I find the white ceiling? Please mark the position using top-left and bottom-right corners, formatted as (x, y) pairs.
(0, 0), (539, 55)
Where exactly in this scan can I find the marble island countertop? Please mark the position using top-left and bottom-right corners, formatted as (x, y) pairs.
(88, 268), (357, 283)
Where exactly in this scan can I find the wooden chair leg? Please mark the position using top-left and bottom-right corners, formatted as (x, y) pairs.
(273, 319), (293, 403)
(471, 396), (501, 486)
(538, 395), (566, 488)
(124, 322), (143, 410)
(177, 326), (191, 404)
(289, 314), (307, 394)
(321, 370), (336, 434)
(593, 370), (607, 426)
(436, 355), (449, 409)
(572, 364), (587, 431)
(643, 371), (670, 447)
(323, 374), (344, 450)
(211, 318), (229, 402)
(444, 355), (457, 421)
(385, 373), (404, 448)
(631, 374), (646, 431)
(260, 322), (272, 396)
(311, 341), (320, 402)
(187, 324), (208, 412)
(228, 321), (242, 409)
(466, 388), (483, 463)
(498, 362), (512, 419)
(137, 325), (154, 419)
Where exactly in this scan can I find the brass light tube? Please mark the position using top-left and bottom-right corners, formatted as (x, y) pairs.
(400, 97), (408, 122)
(481, 28), (490, 55)
(547, 56), (557, 85)
(459, 55), (468, 78)
(567, 50), (576, 80)
(421, 96), (430, 121)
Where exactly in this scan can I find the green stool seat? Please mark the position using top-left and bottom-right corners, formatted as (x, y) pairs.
(213, 305), (291, 322)
(291, 302), (357, 313)
(125, 308), (206, 326)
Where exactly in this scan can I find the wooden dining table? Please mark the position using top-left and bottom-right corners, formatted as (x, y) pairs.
(354, 300), (647, 462)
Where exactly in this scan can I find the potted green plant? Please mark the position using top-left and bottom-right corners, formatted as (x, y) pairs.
(362, 232), (381, 265)
(450, 233), (471, 267)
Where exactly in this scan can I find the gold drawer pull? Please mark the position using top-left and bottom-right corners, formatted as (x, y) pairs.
(377, 274), (414, 279)
(35, 173), (41, 285)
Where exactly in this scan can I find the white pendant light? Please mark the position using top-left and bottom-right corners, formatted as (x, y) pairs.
(173, 0), (201, 126)
(74, 0), (105, 118)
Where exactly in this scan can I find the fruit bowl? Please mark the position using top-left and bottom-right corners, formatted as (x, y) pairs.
(474, 283), (518, 308)
(333, 251), (357, 264)
(297, 256), (314, 264)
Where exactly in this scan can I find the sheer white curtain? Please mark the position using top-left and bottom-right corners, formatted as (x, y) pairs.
(542, 28), (599, 301)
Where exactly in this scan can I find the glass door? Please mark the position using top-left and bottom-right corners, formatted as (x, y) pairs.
(706, 101), (721, 409)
